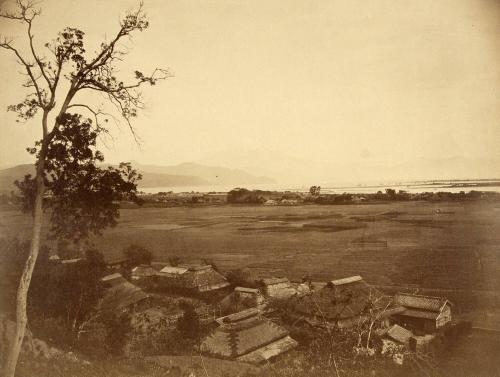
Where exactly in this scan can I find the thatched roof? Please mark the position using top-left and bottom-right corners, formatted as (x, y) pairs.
(290, 276), (395, 327)
(100, 273), (149, 312)
(192, 267), (230, 292)
(237, 336), (297, 364)
(259, 277), (297, 299)
(201, 308), (297, 363)
(157, 265), (230, 292)
(394, 293), (449, 312)
(261, 277), (290, 286)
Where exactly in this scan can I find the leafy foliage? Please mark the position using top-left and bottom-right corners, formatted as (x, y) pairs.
(176, 301), (201, 340)
(124, 244), (152, 268)
(102, 312), (133, 356)
(15, 113), (143, 242)
(0, 237), (106, 347)
(32, 249), (106, 340)
(309, 185), (321, 196)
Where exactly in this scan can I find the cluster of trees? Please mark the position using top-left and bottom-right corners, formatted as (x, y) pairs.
(310, 188), (500, 205)
(227, 188), (303, 204)
(314, 193), (355, 204)
(0, 238), (132, 357)
(309, 185), (321, 196)
(227, 188), (269, 203)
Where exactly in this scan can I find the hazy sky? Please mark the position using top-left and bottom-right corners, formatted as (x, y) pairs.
(0, 0), (499, 177)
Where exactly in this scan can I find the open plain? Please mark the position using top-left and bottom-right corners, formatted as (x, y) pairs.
(2, 200), (500, 311)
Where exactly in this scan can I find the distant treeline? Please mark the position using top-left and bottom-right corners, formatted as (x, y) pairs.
(226, 188), (500, 205)
(227, 188), (302, 204)
(2, 188), (499, 209)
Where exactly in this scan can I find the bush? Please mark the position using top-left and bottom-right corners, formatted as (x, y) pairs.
(103, 312), (133, 356)
(129, 311), (197, 356)
(177, 301), (201, 340)
(124, 244), (152, 267)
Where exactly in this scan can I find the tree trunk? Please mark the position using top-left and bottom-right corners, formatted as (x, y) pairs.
(3, 112), (48, 377)
(3, 170), (44, 377)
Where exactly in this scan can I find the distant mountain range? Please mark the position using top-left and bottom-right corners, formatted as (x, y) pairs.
(201, 148), (500, 186)
(130, 161), (274, 187)
(2, 153), (499, 194)
(0, 162), (275, 193)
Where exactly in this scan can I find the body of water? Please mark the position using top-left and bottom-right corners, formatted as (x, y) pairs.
(139, 181), (500, 194)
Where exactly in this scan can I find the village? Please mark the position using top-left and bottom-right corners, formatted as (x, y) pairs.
(37, 249), (465, 375)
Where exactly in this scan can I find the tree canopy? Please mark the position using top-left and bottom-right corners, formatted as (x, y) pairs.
(16, 113), (143, 242)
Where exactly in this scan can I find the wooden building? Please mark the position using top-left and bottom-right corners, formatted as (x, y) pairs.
(392, 293), (452, 334)
(201, 308), (297, 364)
(100, 273), (150, 313)
(157, 264), (230, 293)
(289, 275), (403, 329)
(259, 277), (297, 299)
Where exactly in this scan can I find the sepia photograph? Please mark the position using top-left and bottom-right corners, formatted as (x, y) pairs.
(0, 0), (499, 376)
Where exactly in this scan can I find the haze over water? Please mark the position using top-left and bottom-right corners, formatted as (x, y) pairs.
(139, 180), (500, 194)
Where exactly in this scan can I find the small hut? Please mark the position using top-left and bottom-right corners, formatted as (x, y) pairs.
(392, 293), (452, 333)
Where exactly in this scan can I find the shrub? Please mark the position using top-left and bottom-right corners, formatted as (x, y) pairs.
(177, 301), (201, 340)
(124, 244), (152, 267)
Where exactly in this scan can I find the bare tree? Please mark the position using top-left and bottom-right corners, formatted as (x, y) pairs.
(0, 1), (169, 375)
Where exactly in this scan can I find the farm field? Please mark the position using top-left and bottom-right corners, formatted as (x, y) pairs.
(2, 200), (500, 310)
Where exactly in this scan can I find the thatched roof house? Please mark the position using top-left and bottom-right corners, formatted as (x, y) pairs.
(201, 308), (297, 364)
(157, 264), (230, 293)
(289, 275), (403, 328)
(220, 287), (266, 313)
(392, 293), (452, 333)
(259, 277), (297, 299)
(100, 273), (150, 313)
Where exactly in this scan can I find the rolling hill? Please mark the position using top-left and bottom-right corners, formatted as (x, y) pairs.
(0, 162), (274, 193)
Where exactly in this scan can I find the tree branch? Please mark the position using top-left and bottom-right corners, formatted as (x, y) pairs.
(19, 0), (53, 91)
(66, 103), (116, 134)
(0, 37), (45, 106)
